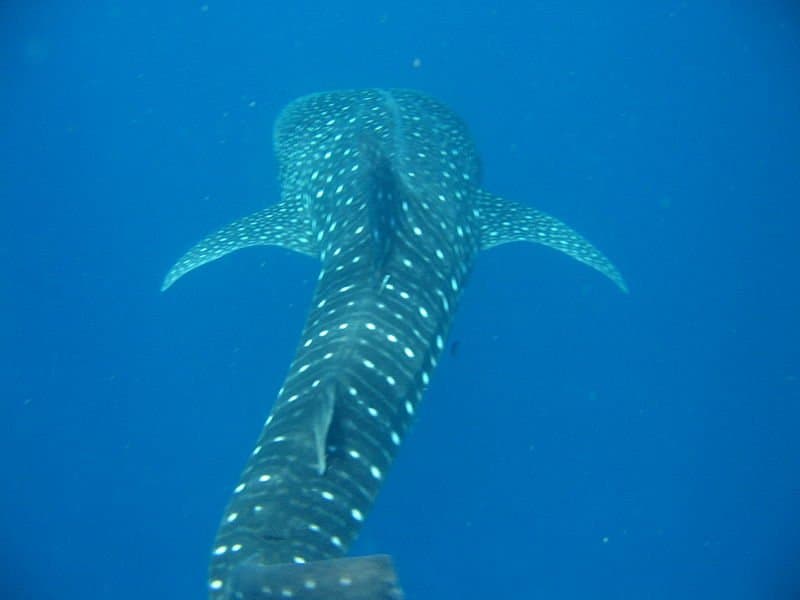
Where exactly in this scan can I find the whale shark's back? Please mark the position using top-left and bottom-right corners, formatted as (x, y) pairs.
(273, 88), (481, 191)
(230, 555), (403, 600)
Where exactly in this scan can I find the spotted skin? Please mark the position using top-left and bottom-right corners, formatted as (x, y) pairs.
(163, 89), (626, 600)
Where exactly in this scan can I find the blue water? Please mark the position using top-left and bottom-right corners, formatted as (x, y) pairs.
(2, 3), (799, 599)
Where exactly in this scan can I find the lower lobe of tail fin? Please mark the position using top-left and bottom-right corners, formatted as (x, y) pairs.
(229, 554), (403, 600)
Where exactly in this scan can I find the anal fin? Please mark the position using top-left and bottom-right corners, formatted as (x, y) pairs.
(230, 555), (403, 600)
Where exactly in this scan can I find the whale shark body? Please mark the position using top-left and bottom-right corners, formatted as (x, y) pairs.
(163, 89), (626, 600)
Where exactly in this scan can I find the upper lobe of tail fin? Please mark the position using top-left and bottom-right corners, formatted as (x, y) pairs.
(229, 554), (403, 600)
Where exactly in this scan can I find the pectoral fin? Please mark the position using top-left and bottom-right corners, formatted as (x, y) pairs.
(161, 200), (317, 291)
(476, 191), (628, 292)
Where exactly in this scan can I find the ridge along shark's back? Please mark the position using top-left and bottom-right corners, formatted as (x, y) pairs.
(162, 88), (627, 600)
(273, 89), (481, 182)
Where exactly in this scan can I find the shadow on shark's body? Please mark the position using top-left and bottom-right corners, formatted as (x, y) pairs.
(163, 89), (627, 600)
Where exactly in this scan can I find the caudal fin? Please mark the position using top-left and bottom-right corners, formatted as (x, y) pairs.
(228, 554), (403, 600)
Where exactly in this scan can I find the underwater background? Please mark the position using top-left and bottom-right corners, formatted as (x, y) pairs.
(2, 2), (799, 599)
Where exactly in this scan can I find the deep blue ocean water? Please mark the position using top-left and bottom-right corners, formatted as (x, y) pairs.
(2, 3), (799, 599)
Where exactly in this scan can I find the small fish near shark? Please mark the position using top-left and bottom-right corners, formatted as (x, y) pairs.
(162, 89), (627, 600)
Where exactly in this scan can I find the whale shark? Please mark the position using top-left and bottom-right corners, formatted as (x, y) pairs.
(162, 89), (627, 600)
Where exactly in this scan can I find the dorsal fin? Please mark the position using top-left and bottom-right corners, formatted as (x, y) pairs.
(310, 384), (336, 475)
